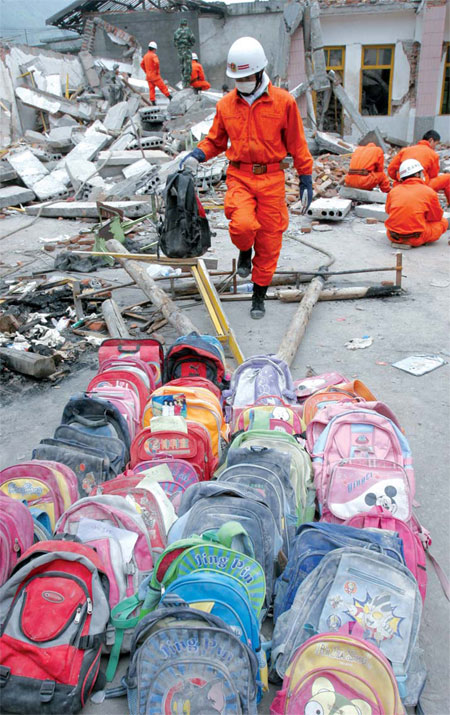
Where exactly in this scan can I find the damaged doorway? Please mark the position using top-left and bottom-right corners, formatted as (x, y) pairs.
(360, 45), (394, 116)
(315, 46), (345, 134)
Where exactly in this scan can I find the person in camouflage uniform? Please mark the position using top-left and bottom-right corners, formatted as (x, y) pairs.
(174, 18), (196, 88)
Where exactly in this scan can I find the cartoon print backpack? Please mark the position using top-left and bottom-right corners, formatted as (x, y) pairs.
(232, 403), (305, 437)
(270, 546), (425, 707)
(98, 337), (164, 388)
(158, 168), (211, 258)
(271, 624), (405, 715)
(0, 494), (34, 586)
(223, 355), (297, 421)
(0, 461), (78, 531)
(164, 332), (226, 387)
(310, 406), (414, 511)
(273, 521), (405, 621)
(0, 541), (110, 714)
(121, 603), (259, 715)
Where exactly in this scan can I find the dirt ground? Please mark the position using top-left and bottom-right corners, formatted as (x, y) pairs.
(0, 206), (449, 714)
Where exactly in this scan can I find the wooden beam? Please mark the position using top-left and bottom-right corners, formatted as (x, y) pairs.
(276, 276), (325, 366)
(277, 284), (402, 302)
(102, 298), (131, 338)
(105, 239), (200, 336)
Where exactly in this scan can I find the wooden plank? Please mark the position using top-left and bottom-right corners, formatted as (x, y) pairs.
(105, 239), (200, 336)
(276, 276), (325, 366)
(101, 298), (131, 338)
(0, 348), (56, 378)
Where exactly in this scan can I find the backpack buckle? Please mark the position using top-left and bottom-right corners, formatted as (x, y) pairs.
(40, 680), (55, 702)
(0, 666), (10, 687)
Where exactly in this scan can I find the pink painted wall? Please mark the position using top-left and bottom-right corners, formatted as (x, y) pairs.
(287, 25), (308, 117)
(415, 2), (447, 117)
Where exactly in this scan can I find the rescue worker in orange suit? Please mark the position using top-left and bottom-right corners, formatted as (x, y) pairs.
(179, 37), (313, 319)
(388, 130), (450, 206)
(344, 141), (390, 193)
(190, 53), (211, 92)
(385, 159), (448, 249)
(140, 41), (172, 105)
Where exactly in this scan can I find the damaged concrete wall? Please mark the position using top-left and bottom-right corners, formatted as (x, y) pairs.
(89, 10), (200, 87)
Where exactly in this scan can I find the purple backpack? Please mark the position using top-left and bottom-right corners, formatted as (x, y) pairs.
(224, 355), (297, 423)
(0, 494), (34, 586)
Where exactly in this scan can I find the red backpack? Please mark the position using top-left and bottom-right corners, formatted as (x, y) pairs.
(98, 337), (164, 387)
(0, 541), (110, 714)
(130, 417), (217, 480)
(0, 494), (34, 586)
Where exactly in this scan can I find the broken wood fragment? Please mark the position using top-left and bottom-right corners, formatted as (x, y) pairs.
(0, 347), (56, 379)
(102, 298), (131, 339)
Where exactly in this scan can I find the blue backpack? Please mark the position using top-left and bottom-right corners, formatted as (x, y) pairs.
(273, 522), (405, 621)
(121, 601), (259, 715)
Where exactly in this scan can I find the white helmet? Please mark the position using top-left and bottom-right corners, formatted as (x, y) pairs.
(192, 52), (198, 61)
(148, 41), (157, 50)
(226, 37), (268, 78)
(399, 158), (424, 180)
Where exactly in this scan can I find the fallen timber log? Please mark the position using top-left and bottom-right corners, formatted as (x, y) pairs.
(276, 284), (402, 302)
(102, 298), (131, 338)
(105, 239), (200, 336)
(276, 275), (326, 366)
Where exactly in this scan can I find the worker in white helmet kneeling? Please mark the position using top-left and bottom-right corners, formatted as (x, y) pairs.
(385, 158), (448, 248)
(180, 37), (313, 319)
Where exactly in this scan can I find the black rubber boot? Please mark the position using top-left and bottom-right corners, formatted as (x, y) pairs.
(151, 100), (156, 106)
(237, 249), (252, 278)
(250, 284), (268, 320)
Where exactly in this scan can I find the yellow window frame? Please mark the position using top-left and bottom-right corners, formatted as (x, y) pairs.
(360, 44), (394, 116)
(324, 46), (345, 72)
(440, 43), (450, 115)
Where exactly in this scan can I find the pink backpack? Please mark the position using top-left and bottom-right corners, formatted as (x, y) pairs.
(0, 494), (34, 586)
(87, 385), (141, 439)
(345, 506), (429, 602)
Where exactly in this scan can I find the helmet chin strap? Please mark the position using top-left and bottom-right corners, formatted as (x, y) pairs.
(237, 69), (264, 96)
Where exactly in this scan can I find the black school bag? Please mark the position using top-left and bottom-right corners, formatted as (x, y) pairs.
(158, 169), (211, 258)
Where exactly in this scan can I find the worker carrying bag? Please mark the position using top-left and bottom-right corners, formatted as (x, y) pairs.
(158, 169), (211, 258)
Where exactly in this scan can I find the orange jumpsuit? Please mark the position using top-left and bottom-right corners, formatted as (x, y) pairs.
(388, 140), (450, 204)
(197, 84), (313, 286)
(344, 142), (390, 192)
(385, 177), (448, 247)
(140, 51), (170, 102)
(190, 60), (211, 91)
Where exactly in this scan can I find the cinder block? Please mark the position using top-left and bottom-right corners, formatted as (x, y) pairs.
(339, 186), (387, 204)
(354, 204), (388, 221)
(306, 197), (352, 221)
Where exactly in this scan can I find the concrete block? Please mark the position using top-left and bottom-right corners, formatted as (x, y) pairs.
(0, 163), (18, 183)
(306, 197), (352, 221)
(32, 175), (69, 201)
(139, 106), (166, 124)
(316, 131), (355, 155)
(122, 159), (153, 179)
(79, 51), (101, 89)
(103, 101), (129, 133)
(128, 136), (164, 151)
(25, 200), (153, 219)
(7, 149), (49, 190)
(0, 185), (35, 209)
(354, 204), (388, 221)
(97, 150), (170, 166)
(24, 129), (49, 146)
(109, 132), (135, 151)
(66, 159), (105, 192)
(60, 131), (111, 167)
(15, 86), (92, 122)
(339, 186), (387, 204)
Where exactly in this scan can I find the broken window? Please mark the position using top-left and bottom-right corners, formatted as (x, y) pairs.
(441, 44), (450, 115)
(360, 45), (394, 116)
(314, 46), (345, 133)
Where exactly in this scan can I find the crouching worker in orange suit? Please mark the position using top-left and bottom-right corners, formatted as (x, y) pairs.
(385, 159), (448, 248)
(190, 53), (211, 92)
(179, 36), (313, 319)
(388, 130), (450, 206)
(344, 141), (390, 193)
(140, 41), (171, 105)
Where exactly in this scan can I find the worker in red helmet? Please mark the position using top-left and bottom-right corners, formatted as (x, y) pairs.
(140, 41), (172, 105)
(180, 37), (313, 320)
(385, 158), (448, 248)
(190, 53), (211, 92)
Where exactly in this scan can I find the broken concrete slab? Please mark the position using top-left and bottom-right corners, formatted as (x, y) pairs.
(97, 150), (170, 166)
(31, 175), (69, 201)
(25, 199), (153, 219)
(339, 186), (387, 204)
(109, 132), (135, 152)
(354, 204), (388, 221)
(7, 149), (48, 190)
(167, 89), (201, 118)
(15, 86), (92, 122)
(128, 136), (164, 151)
(103, 101), (129, 133)
(79, 51), (101, 89)
(316, 131), (355, 155)
(0, 185), (35, 209)
(61, 131), (111, 167)
(122, 159), (153, 179)
(328, 71), (369, 137)
(66, 159), (106, 193)
(0, 163), (18, 183)
(306, 197), (352, 221)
